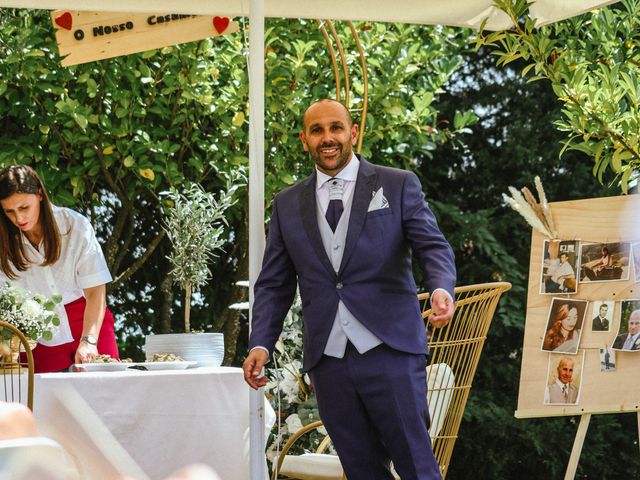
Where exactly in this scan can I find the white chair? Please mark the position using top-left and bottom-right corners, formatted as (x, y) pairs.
(426, 363), (455, 442)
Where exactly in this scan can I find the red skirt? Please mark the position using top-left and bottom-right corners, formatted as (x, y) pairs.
(30, 297), (119, 373)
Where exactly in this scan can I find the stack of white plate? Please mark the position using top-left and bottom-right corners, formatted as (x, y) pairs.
(144, 333), (224, 367)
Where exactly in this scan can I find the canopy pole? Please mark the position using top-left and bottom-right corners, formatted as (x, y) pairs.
(248, 0), (267, 479)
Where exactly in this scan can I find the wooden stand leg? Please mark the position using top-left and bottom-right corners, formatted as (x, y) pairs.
(565, 414), (591, 480)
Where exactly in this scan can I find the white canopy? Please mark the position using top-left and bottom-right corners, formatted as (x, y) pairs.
(0, 0), (622, 30)
(0, 1), (621, 478)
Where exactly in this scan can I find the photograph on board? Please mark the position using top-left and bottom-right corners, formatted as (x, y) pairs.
(580, 242), (631, 283)
(591, 300), (614, 332)
(611, 300), (640, 351)
(632, 241), (640, 283)
(540, 239), (579, 294)
(541, 298), (588, 354)
(599, 346), (616, 372)
(544, 352), (584, 405)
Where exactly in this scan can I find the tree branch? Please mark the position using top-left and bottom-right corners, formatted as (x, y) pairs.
(110, 230), (166, 290)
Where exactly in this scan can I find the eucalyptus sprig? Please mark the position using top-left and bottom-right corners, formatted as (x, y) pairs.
(162, 181), (238, 333)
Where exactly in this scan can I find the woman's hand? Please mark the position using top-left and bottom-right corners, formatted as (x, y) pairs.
(77, 284), (106, 365)
(75, 342), (99, 364)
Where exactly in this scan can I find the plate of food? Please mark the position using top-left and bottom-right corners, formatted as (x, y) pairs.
(133, 361), (197, 371)
(71, 355), (135, 372)
(133, 353), (196, 370)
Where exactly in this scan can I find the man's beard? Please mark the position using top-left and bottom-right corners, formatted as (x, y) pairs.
(312, 142), (352, 172)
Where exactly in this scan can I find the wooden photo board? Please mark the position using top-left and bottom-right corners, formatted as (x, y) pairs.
(516, 195), (640, 419)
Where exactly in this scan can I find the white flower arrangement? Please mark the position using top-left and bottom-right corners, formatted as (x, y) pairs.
(265, 292), (332, 464)
(0, 284), (61, 342)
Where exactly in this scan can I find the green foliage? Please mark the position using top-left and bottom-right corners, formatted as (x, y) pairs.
(262, 20), (478, 192)
(162, 179), (241, 332)
(0, 8), (250, 353)
(0, 11), (475, 361)
(163, 182), (239, 293)
(0, 284), (61, 341)
(429, 41), (639, 478)
(474, 0), (640, 192)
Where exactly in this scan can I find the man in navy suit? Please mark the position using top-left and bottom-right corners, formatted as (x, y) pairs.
(243, 99), (456, 479)
(612, 310), (640, 350)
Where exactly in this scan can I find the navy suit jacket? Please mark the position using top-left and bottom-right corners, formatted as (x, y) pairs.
(249, 157), (456, 371)
(612, 333), (640, 350)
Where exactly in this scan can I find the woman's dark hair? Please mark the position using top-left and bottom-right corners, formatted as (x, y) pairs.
(0, 165), (60, 278)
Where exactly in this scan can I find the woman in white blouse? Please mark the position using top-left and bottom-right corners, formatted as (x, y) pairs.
(0, 165), (118, 372)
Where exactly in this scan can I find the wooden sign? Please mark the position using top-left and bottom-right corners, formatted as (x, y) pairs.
(50, 11), (239, 66)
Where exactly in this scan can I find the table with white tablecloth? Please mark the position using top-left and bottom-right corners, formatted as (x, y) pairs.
(31, 367), (274, 480)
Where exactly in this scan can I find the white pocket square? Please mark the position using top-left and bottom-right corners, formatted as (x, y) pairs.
(368, 187), (390, 212)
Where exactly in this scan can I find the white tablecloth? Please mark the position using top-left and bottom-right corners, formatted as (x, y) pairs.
(31, 367), (274, 480)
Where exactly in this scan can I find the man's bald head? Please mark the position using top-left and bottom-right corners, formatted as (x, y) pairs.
(303, 99), (353, 130)
(628, 309), (640, 336)
(299, 98), (358, 176)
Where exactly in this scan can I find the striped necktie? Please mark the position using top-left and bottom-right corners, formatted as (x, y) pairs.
(325, 178), (344, 232)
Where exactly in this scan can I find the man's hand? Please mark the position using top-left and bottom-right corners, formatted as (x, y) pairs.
(242, 349), (269, 390)
(428, 290), (455, 328)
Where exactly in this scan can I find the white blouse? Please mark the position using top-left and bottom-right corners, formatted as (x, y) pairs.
(0, 205), (112, 346)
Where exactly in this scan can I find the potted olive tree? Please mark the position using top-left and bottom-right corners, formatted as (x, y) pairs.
(144, 181), (237, 366)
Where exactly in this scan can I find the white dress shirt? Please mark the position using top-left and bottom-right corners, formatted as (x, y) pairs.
(315, 153), (359, 213)
(0, 205), (112, 346)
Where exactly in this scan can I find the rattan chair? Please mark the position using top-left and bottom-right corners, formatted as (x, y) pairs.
(273, 281), (511, 480)
(0, 320), (35, 410)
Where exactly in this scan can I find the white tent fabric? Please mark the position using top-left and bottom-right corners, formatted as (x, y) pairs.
(532, 0), (620, 27)
(0, 0), (621, 30)
(0, 1), (621, 478)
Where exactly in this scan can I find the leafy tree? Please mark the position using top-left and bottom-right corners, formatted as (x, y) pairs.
(429, 40), (639, 479)
(0, 8), (249, 360)
(475, 0), (640, 192)
(0, 11), (475, 364)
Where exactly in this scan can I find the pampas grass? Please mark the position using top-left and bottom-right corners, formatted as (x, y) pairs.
(503, 176), (558, 239)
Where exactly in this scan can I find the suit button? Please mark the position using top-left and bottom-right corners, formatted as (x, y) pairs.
(336, 282), (343, 289)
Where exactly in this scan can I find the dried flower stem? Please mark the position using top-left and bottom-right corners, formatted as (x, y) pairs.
(535, 176), (558, 238)
(503, 177), (558, 239)
(521, 187), (545, 222)
(502, 193), (552, 238)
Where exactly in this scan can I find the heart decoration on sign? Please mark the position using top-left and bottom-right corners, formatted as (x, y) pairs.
(54, 12), (73, 30)
(213, 16), (229, 34)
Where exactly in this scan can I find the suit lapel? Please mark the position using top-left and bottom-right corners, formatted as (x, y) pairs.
(339, 157), (377, 274)
(300, 173), (337, 278)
